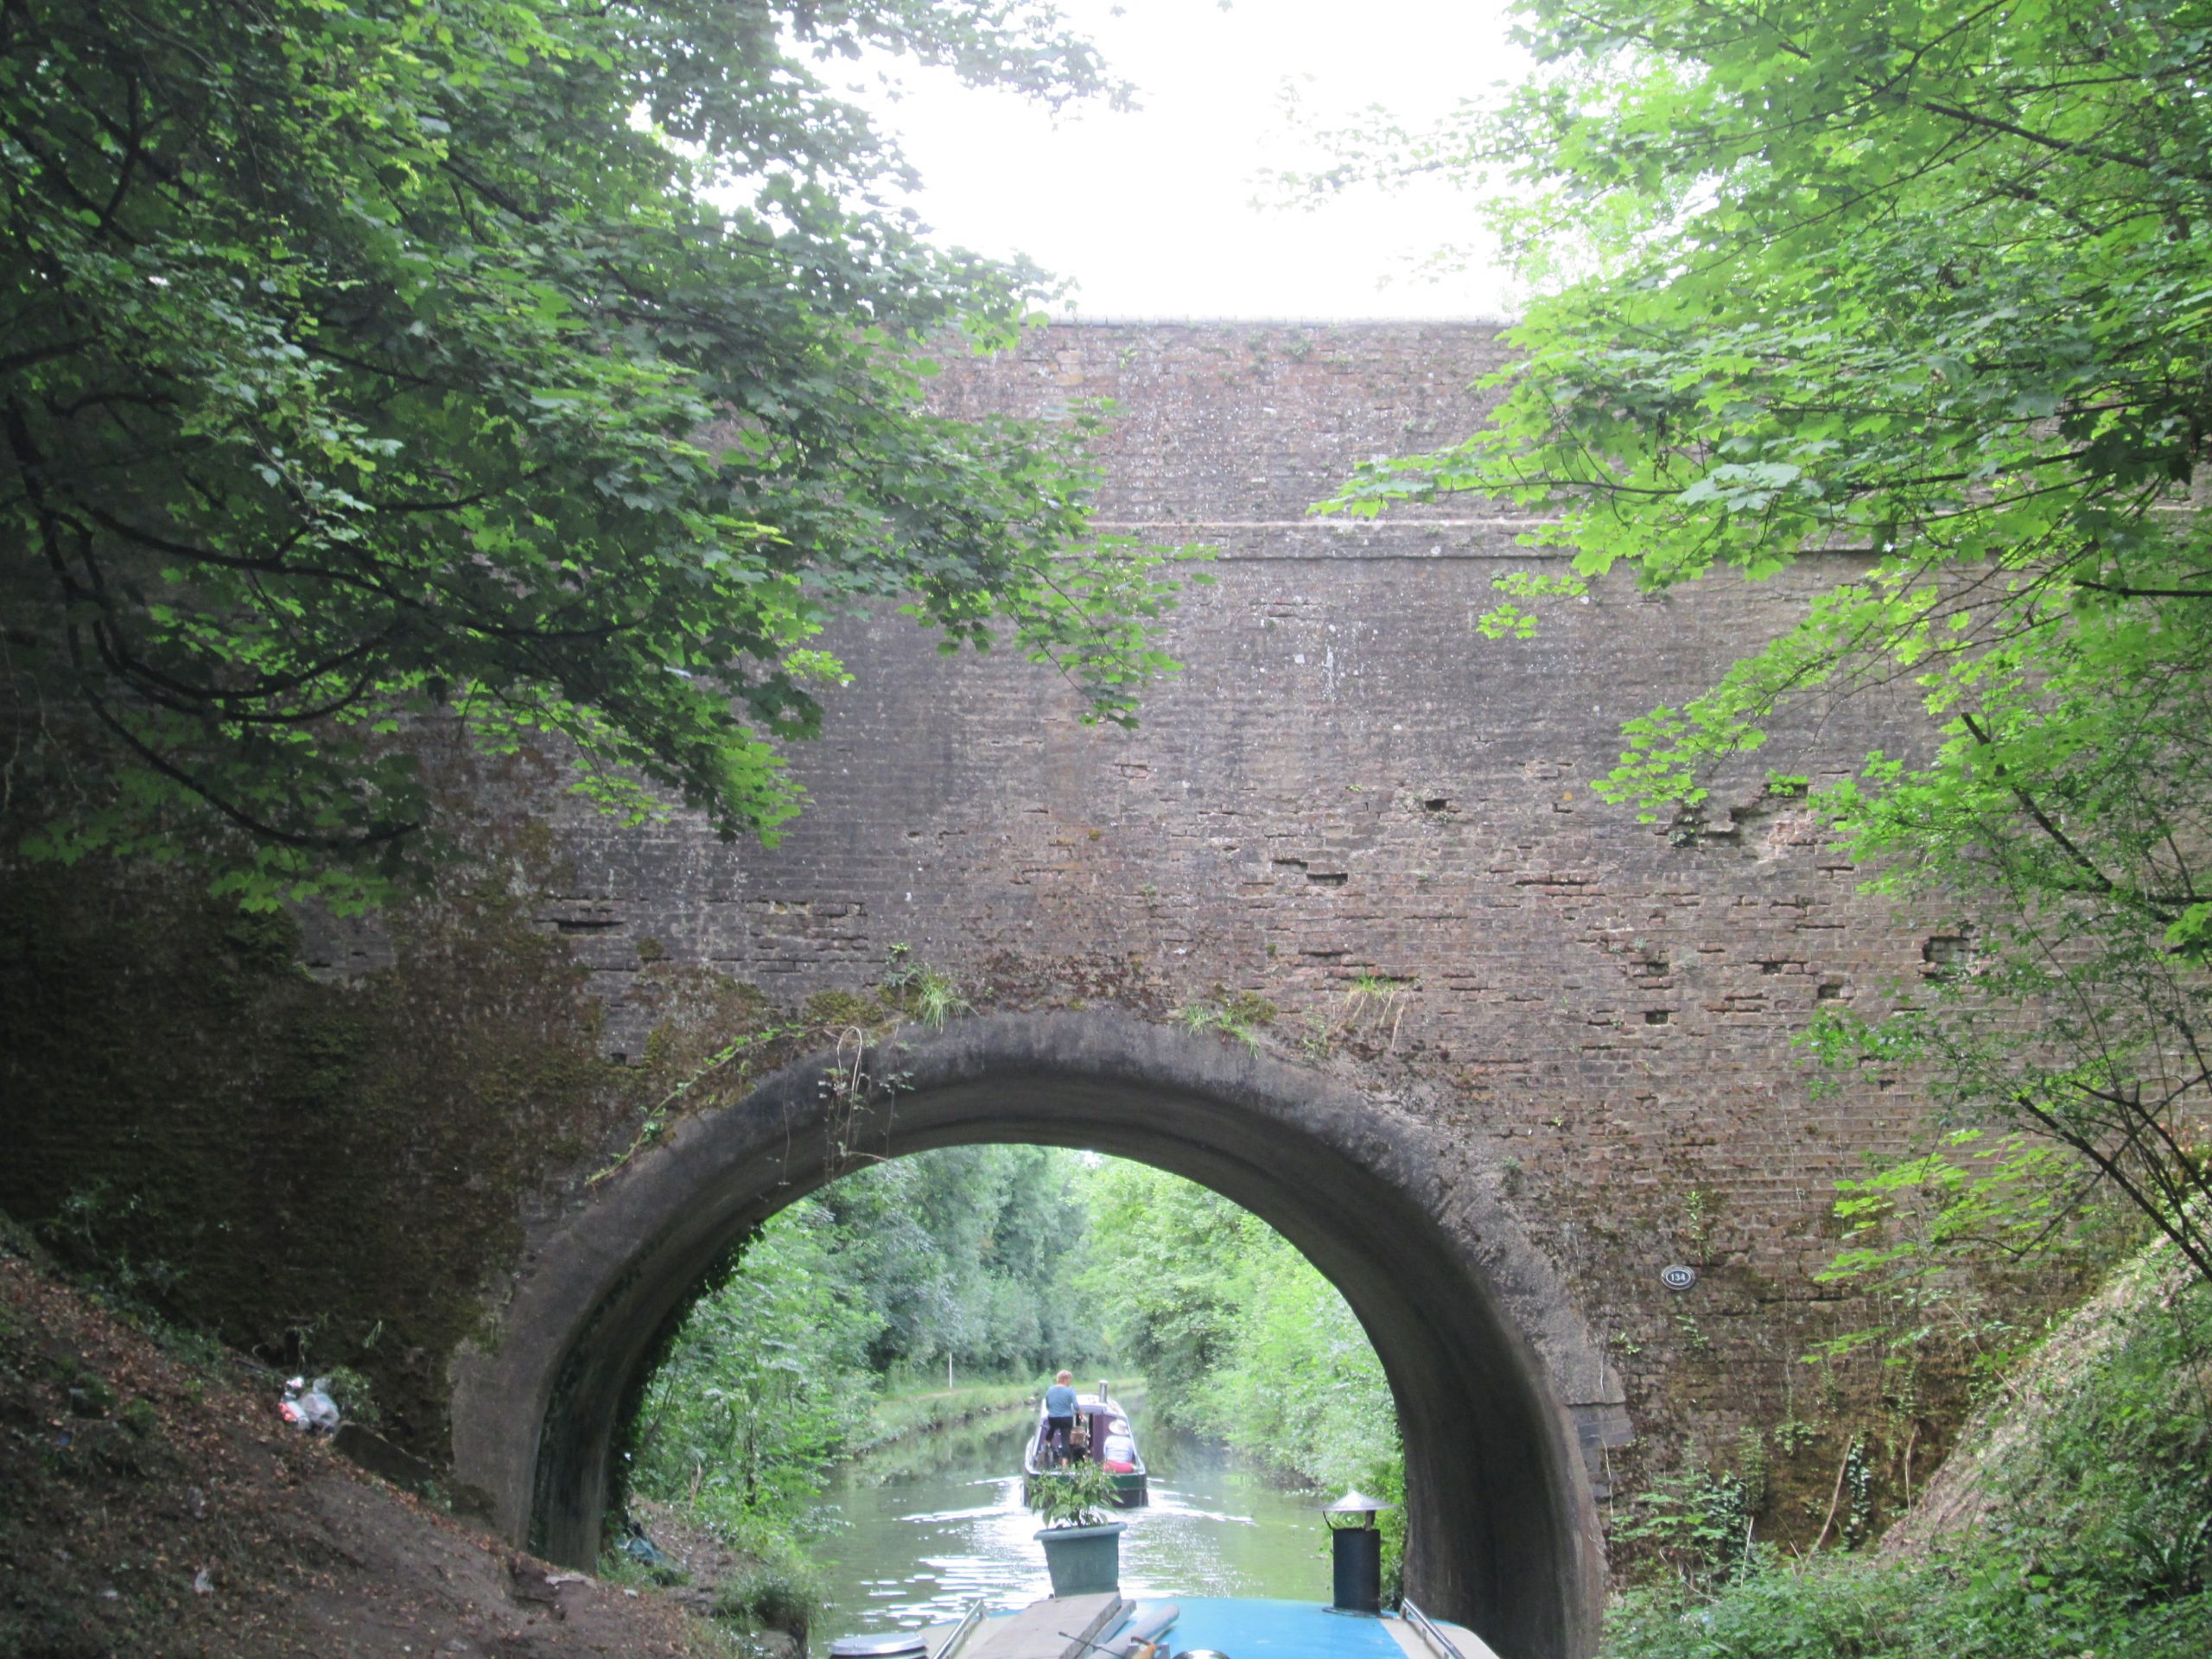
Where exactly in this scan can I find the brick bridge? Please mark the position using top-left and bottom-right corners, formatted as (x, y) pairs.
(425, 324), (1929, 1659)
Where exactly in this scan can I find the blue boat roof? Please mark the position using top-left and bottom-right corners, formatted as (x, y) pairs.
(1139, 1598), (1405, 1659)
(1122, 1598), (1498, 1659)
(857, 1592), (1502, 1659)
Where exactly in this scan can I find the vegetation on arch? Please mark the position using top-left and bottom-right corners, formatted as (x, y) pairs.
(1294, 0), (2212, 1280)
(0, 0), (1201, 914)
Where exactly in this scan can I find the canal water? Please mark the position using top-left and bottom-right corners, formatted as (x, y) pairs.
(812, 1400), (1332, 1633)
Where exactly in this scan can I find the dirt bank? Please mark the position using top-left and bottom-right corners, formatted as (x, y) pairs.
(0, 1239), (734, 1659)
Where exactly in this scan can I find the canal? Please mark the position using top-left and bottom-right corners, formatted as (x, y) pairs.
(812, 1397), (1332, 1633)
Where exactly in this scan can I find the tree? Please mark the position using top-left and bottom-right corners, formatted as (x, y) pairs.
(1074, 1158), (1398, 1478)
(1071, 1158), (1402, 1564)
(1298, 2), (2212, 1277)
(1077, 1159), (1246, 1415)
(820, 1146), (1097, 1376)
(630, 1198), (880, 1529)
(0, 0), (1195, 911)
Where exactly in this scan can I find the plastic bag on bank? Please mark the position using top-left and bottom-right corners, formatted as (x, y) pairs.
(281, 1375), (340, 1433)
(618, 1519), (670, 1570)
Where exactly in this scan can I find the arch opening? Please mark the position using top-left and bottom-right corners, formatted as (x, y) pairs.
(624, 1142), (1408, 1618)
(450, 1012), (1611, 1659)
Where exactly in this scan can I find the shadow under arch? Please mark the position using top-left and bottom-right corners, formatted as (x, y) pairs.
(450, 1011), (1613, 1659)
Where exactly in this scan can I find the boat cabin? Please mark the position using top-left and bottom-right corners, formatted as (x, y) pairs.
(1023, 1382), (1147, 1506)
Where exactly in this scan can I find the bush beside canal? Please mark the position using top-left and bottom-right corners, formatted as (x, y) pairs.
(1601, 1241), (2212, 1658)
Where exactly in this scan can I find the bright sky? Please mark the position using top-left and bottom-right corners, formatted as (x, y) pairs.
(842, 0), (1528, 320)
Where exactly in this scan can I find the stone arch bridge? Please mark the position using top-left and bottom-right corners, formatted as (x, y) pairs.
(431, 324), (1937, 1659)
(0, 322), (1952, 1659)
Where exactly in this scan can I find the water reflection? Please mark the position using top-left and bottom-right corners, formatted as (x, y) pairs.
(814, 1402), (1331, 1632)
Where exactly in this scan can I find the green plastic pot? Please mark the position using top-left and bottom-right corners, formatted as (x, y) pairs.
(1036, 1521), (1124, 1598)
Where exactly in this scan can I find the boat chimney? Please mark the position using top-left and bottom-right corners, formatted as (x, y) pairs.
(1322, 1490), (1394, 1615)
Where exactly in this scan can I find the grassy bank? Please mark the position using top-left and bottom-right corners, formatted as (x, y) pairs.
(1600, 1243), (2212, 1659)
(846, 1376), (1049, 1457)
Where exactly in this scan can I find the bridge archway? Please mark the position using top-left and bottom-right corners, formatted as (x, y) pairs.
(450, 1011), (1613, 1659)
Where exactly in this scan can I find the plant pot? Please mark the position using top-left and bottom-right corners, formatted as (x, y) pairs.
(1036, 1522), (1124, 1598)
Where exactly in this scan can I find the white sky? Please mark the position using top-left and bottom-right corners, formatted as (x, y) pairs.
(841, 0), (1528, 320)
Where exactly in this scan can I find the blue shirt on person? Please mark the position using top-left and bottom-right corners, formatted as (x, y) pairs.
(1045, 1382), (1076, 1416)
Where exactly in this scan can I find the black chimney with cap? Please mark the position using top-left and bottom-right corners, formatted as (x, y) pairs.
(1322, 1490), (1393, 1615)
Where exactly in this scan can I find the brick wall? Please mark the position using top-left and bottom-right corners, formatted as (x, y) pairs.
(512, 322), (1963, 1520)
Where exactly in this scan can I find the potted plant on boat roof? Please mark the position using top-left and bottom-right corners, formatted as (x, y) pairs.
(1029, 1459), (1123, 1597)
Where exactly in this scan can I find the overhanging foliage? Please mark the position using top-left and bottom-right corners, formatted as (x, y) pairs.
(0, 0), (1195, 910)
(1299, 0), (2212, 1276)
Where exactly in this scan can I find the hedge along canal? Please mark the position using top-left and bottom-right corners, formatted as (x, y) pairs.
(810, 1399), (1334, 1633)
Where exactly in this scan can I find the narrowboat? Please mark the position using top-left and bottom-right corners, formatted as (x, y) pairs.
(828, 1593), (1502, 1659)
(1021, 1381), (1147, 1508)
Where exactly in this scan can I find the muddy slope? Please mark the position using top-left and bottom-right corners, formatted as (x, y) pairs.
(0, 1241), (732, 1659)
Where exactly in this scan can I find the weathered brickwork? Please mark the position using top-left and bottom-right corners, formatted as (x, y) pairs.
(516, 322), (1961, 1528)
(0, 322), (2009, 1652)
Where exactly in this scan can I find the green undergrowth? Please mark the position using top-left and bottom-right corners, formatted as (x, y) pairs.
(1601, 1246), (2212, 1659)
(712, 1560), (828, 1644)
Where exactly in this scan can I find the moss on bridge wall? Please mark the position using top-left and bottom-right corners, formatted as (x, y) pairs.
(0, 847), (2096, 1574)
(0, 861), (1065, 1469)
(0, 860), (628, 1461)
